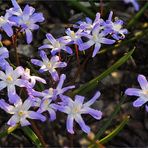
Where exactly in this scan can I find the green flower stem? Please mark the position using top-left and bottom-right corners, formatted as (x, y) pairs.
(0, 124), (19, 138)
(0, 41), (3, 47)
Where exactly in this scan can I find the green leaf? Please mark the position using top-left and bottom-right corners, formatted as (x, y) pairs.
(88, 95), (126, 148)
(95, 95), (126, 140)
(127, 2), (148, 28)
(72, 49), (134, 96)
(67, 0), (95, 18)
(0, 124), (19, 138)
(99, 115), (130, 144)
(22, 126), (42, 147)
(0, 41), (3, 47)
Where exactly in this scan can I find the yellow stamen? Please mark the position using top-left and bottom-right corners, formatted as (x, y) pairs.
(47, 63), (51, 68)
(71, 31), (75, 39)
(44, 99), (49, 105)
(18, 111), (24, 116)
(6, 76), (13, 82)
(143, 90), (148, 95)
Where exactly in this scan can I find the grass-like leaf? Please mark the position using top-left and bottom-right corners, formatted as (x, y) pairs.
(72, 49), (134, 96)
(0, 124), (19, 138)
(99, 115), (130, 144)
(88, 95), (126, 148)
(22, 126), (43, 147)
(67, 0), (95, 18)
(127, 2), (148, 28)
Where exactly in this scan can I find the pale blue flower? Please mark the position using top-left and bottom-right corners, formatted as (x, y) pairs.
(104, 11), (128, 40)
(38, 98), (57, 121)
(39, 33), (73, 55)
(22, 68), (46, 88)
(42, 74), (75, 101)
(79, 23), (115, 57)
(0, 98), (46, 126)
(125, 74), (148, 111)
(74, 13), (103, 34)
(56, 91), (102, 134)
(0, 65), (27, 103)
(31, 50), (67, 81)
(0, 13), (13, 37)
(123, 0), (139, 11)
(62, 28), (83, 45)
(9, 3), (44, 44)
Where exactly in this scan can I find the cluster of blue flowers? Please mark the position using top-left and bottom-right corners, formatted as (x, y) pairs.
(0, 0), (144, 136)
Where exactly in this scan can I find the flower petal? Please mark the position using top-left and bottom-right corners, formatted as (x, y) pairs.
(13, 66), (24, 78)
(84, 91), (101, 107)
(22, 99), (33, 110)
(100, 38), (115, 44)
(23, 5), (35, 16)
(84, 107), (102, 120)
(0, 71), (6, 80)
(38, 44), (53, 50)
(75, 115), (90, 133)
(28, 111), (46, 122)
(46, 33), (56, 44)
(7, 115), (19, 126)
(137, 74), (148, 90)
(57, 74), (66, 89)
(125, 88), (141, 96)
(8, 85), (20, 104)
(31, 59), (43, 67)
(0, 81), (7, 91)
(133, 98), (146, 107)
(50, 70), (59, 81)
(92, 43), (101, 57)
(66, 115), (74, 134)
(47, 108), (56, 121)
(75, 95), (85, 105)
(40, 50), (49, 62)
(20, 118), (31, 126)
(2, 23), (13, 37)
(0, 99), (14, 113)
(25, 29), (32, 44)
(79, 40), (94, 51)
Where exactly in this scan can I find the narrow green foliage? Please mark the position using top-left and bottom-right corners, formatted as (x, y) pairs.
(22, 126), (43, 147)
(88, 95), (126, 148)
(0, 124), (19, 138)
(94, 95), (126, 140)
(99, 28), (148, 55)
(67, 0), (95, 18)
(0, 42), (3, 47)
(127, 2), (148, 28)
(73, 49), (134, 96)
(99, 115), (130, 144)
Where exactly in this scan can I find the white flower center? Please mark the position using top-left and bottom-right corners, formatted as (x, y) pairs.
(6, 75), (13, 83)
(0, 17), (6, 26)
(113, 24), (122, 32)
(70, 31), (76, 39)
(18, 111), (25, 117)
(142, 90), (148, 95)
(44, 99), (49, 105)
(53, 41), (61, 48)
(71, 104), (81, 115)
(46, 62), (51, 69)
(93, 34), (98, 42)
